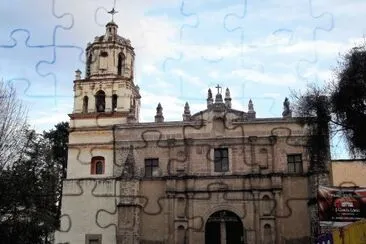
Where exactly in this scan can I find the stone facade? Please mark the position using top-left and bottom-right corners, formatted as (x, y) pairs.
(54, 18), (330, 244)
(331, 159), (366, 187)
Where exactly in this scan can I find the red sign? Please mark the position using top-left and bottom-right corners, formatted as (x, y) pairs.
(317, 186), (366, 225)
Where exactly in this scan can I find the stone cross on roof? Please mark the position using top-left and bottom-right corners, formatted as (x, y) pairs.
(215, 84), (222, 94)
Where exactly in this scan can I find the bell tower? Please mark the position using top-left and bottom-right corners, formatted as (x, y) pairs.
(69, 10), (141, 128)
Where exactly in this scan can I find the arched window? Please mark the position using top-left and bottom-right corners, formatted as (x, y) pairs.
(112, 94), (118, 112)
(86, 54), (92, 77)
(91, 156), (105, 175)
(82, 96), (88, 113)
(117, 53), (125, 76)
(95, 90), (106, 112)
(263, 224), (272, 244)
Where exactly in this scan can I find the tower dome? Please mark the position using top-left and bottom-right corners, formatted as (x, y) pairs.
(84, 14), (134, 79)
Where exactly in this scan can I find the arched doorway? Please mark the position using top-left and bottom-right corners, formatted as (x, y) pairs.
(205, 210), (244, 244)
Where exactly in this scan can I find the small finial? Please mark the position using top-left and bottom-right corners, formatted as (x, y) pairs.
(225, 88), (232, 108)
(225, 88), (230, 98)
(75, 69), (82, 80)
(207, 88), (213, 108)
(208, 88), (212, 99)
(184, 102), (190, 113)
(248, 99), (254, 111)
(155, 103), (164, 122)
(248, 99), (256, 119)
(183, 102), (191, 121)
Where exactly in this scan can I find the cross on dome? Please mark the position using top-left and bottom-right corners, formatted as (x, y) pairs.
(107, 8), (118, 21)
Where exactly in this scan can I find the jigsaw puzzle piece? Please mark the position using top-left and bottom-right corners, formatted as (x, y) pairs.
(0, 0), (72, 47)
(221, 0), (334, 115)
(36, 45), (85, 99)
(153, 1), (279, 116)
(296, 0), (334, 83)
(57, 179), (119, 243)
(52, 0), (161, 63)
(160, 0), (206, 102)
(176, 0), (227, 63)
(0, 30), (60, 99)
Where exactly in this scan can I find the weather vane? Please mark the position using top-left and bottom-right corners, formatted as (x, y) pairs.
(108, 8), (118, 21)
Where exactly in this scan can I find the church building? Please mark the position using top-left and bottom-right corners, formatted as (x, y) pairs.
(55, 15), (330, 244)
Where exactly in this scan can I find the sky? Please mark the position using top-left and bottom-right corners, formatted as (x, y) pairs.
(1, 0), (366, 159)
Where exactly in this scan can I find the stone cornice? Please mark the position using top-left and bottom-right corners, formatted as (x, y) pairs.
(68, 117), (304, 132)
(68, 112), (129, 120)
(74, 77), (134, 84)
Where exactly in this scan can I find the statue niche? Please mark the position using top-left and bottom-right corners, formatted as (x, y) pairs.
(213, 117), (225, 136)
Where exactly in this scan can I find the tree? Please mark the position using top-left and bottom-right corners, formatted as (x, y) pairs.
(0, 130), (58, 244)
(0, 81), (28, 170)
(331, 44), (366, 157)
(292, 84), (332, 170)
(0, 78), (69, 242)
(293, 41), (366, 159)
(43, 121), (69, 227)
(0, 122), (69, 243)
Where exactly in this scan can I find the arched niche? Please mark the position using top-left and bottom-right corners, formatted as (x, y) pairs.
(95, 90), (106, 112)
(117, 52), (125, 76)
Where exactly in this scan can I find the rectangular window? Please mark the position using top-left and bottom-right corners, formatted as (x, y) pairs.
(287, 154), (303, 173)
(214, 148), (229, 172)
(85, 234), (102, 244)
(145, 158), (159, 177)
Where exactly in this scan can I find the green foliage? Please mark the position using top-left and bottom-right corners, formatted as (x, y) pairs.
(43, 122), (69, 178)
(0, 122), (69, 244)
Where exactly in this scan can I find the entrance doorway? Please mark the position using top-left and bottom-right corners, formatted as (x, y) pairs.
(205, 210), (244, 244)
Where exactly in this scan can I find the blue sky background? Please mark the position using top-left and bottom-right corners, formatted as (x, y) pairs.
(1, 0), (366, 159)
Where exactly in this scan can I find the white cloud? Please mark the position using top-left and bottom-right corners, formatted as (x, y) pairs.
(141, 64), (162, 75)
(229, 69), (297, 85)
(262, 93), (281, 99)
(30, 112), (70, 131)
(208, 70), (219, 79)
(170, 69), (207, 87)
(277, 40), (341, 55)
(139, 90), (186, 122)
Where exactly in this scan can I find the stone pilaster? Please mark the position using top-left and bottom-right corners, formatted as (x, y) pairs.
(274, 190), (283, 244)
(117, 180), (141, 244)
(253, 191), (260, 244)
